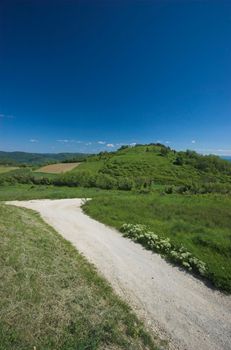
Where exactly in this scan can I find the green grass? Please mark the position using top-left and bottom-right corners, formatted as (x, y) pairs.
(0, 184), (231, 292)
(1, 183), (231, 292)
(83, 192), (231, 292)
(0, 203), (159, 350)
(0, 166), (18, 174)
(0, 184), (117, 201)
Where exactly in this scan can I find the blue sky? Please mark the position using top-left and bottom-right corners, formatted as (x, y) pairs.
(0, 0), (231, 154)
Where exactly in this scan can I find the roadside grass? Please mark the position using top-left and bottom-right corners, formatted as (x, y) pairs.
(0, 166), (18, 174)
(0, 204), (158, 350)
(1, 183), (231, 292)
(83, 192), (231, 293)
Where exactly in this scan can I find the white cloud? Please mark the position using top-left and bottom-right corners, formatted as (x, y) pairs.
(85, 142), (92, 146)
(107, 143), (114, 147)
(97, 141), (106, 145)
(191, 140), (196, 144)
(165, 141), (171, 144)
(56, 139), (82, 144)
(130, 142), (136, 146)
(29, 139), (38, 143)
(0, 113), (14, 119)
(57, 139), (70, 143)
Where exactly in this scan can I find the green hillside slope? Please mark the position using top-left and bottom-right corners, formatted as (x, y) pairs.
(1, 145), (231, 193)
(70, 144), (231, 189)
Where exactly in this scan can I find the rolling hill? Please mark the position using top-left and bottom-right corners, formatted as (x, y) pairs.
(70, 144), (231, 188)
(0, 151), (89, 165)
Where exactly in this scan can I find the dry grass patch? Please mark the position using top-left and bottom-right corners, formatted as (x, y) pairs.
(35, 162), (80, 174)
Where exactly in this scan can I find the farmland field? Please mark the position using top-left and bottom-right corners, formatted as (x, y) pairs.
(0, 166), (18, 174)
(35, 162), (80, 174)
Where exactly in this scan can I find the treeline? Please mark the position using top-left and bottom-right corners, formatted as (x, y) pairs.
(0, 168), (150, 191)
(1, 168), (231, 195)
(174, 150), (231, 175)
(164, 182), (231, 195)
(0, 151), (89, 166)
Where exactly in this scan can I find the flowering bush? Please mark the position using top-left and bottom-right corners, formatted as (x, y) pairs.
(121, 223), (207, 277)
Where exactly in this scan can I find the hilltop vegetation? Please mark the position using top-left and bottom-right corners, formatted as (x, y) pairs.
(2, 144), (230, 193)
(51, 144), (231, 192)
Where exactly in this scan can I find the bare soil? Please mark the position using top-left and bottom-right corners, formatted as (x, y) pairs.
(35, 162), (80, 173)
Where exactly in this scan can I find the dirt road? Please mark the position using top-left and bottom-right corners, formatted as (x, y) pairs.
(7, 199), (231, 350)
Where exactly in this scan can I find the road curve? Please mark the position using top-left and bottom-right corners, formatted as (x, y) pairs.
(7, 199), (231, 350)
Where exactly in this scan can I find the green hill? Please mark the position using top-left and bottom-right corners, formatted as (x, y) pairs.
(68, 144), (231, 190)
(1, 144), (231, 194)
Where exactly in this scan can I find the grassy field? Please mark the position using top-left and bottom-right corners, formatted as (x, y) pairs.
(0, 203), (158, 350)
(0, 166), (18, 174)
(0, 184), (115, 201)
(35, 162), (80, 174)
(0, 183), (230, 292)
(83, 192), (231, 292)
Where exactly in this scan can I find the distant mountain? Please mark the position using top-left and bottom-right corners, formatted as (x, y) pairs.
(0, 151), (90, 165)
(221, 156), (231, 162)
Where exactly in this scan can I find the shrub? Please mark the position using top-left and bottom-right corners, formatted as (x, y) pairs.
(95, 174), (117, 190)
(174, 155), (184, 166)
(118, 178), (134, 190)
(121, 223), (208, 278)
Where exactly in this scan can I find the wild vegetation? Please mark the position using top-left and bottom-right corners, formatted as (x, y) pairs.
(121, 223), (207, 277)
(1, 144), (231, 194)
(0, 203), (158, 350)
(83, 192), (231, 293)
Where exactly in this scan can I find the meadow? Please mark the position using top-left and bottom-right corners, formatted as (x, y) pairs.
(83, 192), (231, 292)
(0, 203), (158, 350)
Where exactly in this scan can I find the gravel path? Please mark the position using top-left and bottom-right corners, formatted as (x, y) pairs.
(7, 199), (231, 350)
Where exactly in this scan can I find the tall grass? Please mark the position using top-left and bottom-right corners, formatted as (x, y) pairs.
(83, 192), (231, 293)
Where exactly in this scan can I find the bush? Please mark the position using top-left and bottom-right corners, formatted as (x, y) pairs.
(164, 182), (231, 195)
(95, 174), (117, 190)
(121, 223), (208, 278)
(118, 178), (134, 190)
(174, 155), (184, 166)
